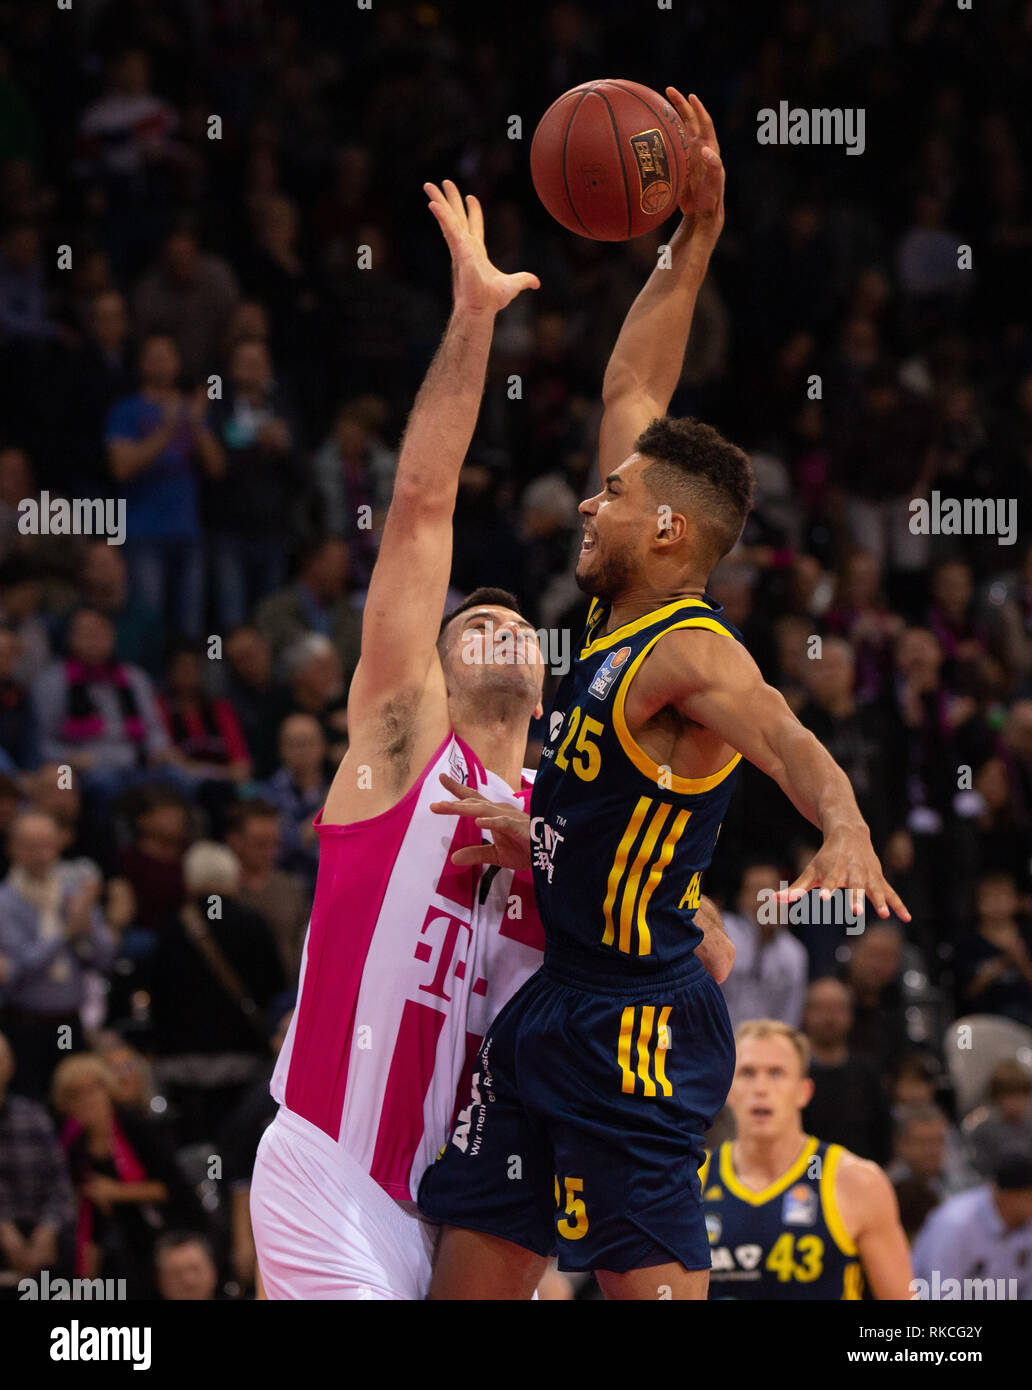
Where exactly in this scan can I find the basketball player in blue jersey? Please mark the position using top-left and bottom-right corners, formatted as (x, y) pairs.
(418, 92), (909, 1299)
(703, 1020), (912, 1300)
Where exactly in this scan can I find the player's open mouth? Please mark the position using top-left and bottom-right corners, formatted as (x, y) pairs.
(749, 1107), (774, 1119)
(580, 533), (596, 554)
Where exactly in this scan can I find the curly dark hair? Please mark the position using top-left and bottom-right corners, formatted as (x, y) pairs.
(634, 416), (754, 569)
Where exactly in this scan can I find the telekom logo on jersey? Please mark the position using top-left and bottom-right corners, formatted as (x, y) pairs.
(414, 908), (487, 1002)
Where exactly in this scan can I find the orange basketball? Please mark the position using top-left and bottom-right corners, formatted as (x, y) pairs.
(530, 79), (690, 240)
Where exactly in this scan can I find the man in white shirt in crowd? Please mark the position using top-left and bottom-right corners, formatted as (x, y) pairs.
(719, 860), (808, 1032)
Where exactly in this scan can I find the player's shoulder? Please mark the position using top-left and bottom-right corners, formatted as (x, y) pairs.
(831, 1146), (897, 1227)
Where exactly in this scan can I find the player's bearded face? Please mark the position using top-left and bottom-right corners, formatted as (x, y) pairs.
(576, 460), (650, 599)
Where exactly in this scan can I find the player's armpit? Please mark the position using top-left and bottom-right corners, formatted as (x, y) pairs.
(836, 1155), (914, 1301)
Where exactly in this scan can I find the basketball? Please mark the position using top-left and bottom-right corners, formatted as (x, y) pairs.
(530, 79), (690, 240)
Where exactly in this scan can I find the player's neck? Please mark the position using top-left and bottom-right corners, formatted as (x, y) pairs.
(733, 1127), (810, 1186)
(453, 705), (529, 792)
(604, 579), (708, 634)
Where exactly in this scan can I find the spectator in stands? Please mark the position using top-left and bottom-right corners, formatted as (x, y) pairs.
(222, 626), (289, 780)
(206, 336), (303, 628)
(965, 1061), (1032, 1179)
(956, 872), (1032, 1028)
(133, 228), (240, 383)
(824, 550), (903, 704)
(911, 1151), (1032, 1300)
(799, 636), (895, 851)
(0, 624), (39, 769)
(32, 608), (173, 803)
(0, 1031), (74, 1295)
(149, 842), (284, 1144)
(257, 714), (330, 889)
(282, 633), (349, 764)
(254, 535), (361, 682)
(312, 397), (396, 590)
(226, 802), (308, 981)
(56, 289), (135, 491)
(159, 641), (252, 794)
(840, 924), (911, 1078)
(719, 861), (808, 1032)
(106, 332), (224, 639)
(53, 1053), (204, 1299)
(79, 542), (163, 679)
(888, 1102), (976, 1202)
(0, 812), (114, 1100)
(0, 556), (50, 684)
(801, 977), (893, 1163)
(154, 1230), (221, 1301)
(116, 788), (191, 936)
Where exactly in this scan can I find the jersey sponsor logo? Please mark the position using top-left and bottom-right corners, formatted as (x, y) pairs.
(588, 645), (632, 701)
(782, 1183), (818, 1226)
(711, 1244), (763, 1274)
(549, 710), (565, 742)
(706, 1213), (722, 1244)
(530, 816), (565, 884)
(451, 1071), (482, 1153)
(447, 745), (468, 783)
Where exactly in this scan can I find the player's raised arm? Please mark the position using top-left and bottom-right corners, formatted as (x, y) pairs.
(337, 184), (536, 761)
(642, 626), (911, 922)
(351, 181), (539, 709)
(598, 91), (724, 480)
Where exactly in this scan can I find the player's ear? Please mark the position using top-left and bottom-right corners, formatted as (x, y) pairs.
(654, 508), (687, 544)
(799, 1076), (815, 1108)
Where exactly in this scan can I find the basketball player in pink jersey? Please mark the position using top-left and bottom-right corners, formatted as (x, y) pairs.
(250, 180), (734, 1300)
(249, 181), (548, 1300)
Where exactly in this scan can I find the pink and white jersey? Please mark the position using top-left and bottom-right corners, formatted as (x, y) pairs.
(271, 731), (544, 1202)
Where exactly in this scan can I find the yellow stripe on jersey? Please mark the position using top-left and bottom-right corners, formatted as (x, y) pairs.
(636, 1005), (657, 1097)
(635, 809), (691, 954)
(699, 1151), (712, 1190)
(618, 802), (671, 952)
(579, 596), (715, 660)
(617, 1006), (636, 1095)
(617, 1004), (674, 1098)
(719, 1136), (821, 1206)
(819, 1144), (859, 1256)
(602, 796), (651, 946)
(611, 618), (743, 794)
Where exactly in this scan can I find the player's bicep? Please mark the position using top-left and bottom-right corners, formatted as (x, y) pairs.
(673, 633), (795, 776)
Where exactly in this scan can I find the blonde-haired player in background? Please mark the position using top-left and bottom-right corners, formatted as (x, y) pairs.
(701, 1018), (912, 1299)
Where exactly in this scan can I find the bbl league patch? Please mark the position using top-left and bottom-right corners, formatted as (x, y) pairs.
(588, 645), (632, 700)
(782, 1183), (818, 1226)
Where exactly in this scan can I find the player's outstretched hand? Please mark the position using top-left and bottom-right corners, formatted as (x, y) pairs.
(424, 179), (540, 317)
(665, 89), (724, 244)
(430, 773), (533, 870)
(775, 828), (912, 923)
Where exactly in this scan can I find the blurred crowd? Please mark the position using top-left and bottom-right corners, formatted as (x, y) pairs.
(0, 0), (1030, 1299)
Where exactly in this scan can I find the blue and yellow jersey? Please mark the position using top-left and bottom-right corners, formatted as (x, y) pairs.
(701, 1137), (864, 1299)
(530, 594), (743, 976)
